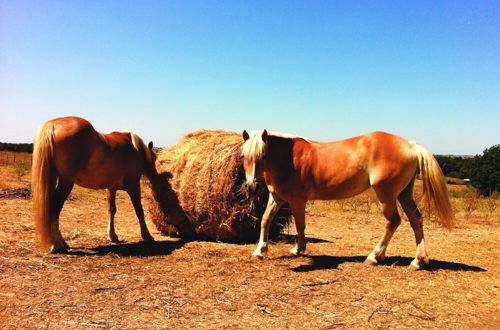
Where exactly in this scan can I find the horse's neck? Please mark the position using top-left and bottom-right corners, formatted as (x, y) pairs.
(100, 132), (143, 160)
(265, 136), (296, 173)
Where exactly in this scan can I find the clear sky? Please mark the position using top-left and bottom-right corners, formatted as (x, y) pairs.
(1, 1), (498, 155)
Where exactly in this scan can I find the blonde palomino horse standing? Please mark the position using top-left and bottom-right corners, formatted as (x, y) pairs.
(32, 116), (158, 253)
(241, 130), (454, 270)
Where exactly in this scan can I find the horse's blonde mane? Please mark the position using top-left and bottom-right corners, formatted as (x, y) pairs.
(242, 130), (305, 161)
(127, 131), (153, 162)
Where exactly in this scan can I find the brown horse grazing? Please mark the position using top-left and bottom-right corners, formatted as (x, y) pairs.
(32, 116), (159, 253)
(241, 130), (454, 270)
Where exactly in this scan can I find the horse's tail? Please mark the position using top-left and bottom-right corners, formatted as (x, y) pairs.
(410, 141), (454, 228)
(32, 122), (56, 251)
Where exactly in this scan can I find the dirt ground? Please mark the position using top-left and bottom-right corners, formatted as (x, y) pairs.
(0, 164), (499, 329)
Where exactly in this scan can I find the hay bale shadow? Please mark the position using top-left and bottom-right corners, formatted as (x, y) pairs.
(91, 240), (186, 257)
(290, 255), (487, 272)
(64, 240), (186, 257)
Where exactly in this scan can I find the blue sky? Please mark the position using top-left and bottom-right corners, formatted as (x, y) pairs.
(1, 1), (498, 154)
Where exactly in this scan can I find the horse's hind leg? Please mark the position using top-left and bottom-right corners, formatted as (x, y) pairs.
(50, 179), (74, 252)
(398, 186), (429, 270)
(290, 201), (307, 256)
(106, 189), (119, 242)
(127, 183), (154, 242)
(365, 198), (401, 265)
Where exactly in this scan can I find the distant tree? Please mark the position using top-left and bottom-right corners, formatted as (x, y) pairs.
(0, 142), (33, 153)
(435, 155), (474, 179)
(469, 145), (500, 196)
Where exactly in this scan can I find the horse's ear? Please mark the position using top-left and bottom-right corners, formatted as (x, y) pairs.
(148, 141), (154, 150)
(262, 129), (268, 142)
(242, 130), (250, 141)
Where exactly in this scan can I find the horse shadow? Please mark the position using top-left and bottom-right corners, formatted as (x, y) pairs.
(289, 255), (487, 272)
(64, 239), (186, 257)
(271, 234), (331, 244)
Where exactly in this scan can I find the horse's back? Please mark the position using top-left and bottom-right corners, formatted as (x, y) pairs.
(47, 116), (95, 141)
(293, 137), (371, 199)
(101, 131), (143, 166)
(291, 132), (417, 199)
(42, 117), (100, 177)
(42, 117), (141, 188)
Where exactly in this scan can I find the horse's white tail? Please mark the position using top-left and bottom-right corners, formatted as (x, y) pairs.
(410, 142), (455, 228)
(32, 123), (56, 251)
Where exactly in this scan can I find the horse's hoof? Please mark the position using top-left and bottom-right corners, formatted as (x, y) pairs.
(108, 235), (120, 243)
(252, 253), (265, 260)
(409, 262), (421, 271)
(364, 255), (378, 266)
(290, 247), (304, 256)
(142, 235), (155, 242)
(409, 258), (429, 271)
(422, 256), (430, 265)
(50, 243), (68, 254)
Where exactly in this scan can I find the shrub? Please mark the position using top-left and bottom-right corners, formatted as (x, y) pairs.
(469, 145), (500, 196)
(14, 161), (30, 179)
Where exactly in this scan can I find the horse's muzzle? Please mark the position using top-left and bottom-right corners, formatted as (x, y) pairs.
(244, 181), (258, 196)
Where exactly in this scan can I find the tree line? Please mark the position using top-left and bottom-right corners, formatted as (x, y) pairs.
(436, 145), (499, 196)
(0, 142), (33, 153)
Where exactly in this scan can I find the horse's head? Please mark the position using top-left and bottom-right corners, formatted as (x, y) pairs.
(241, 129), (268, 194)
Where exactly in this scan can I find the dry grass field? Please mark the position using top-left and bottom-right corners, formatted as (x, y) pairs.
(0, 155), (499, 329)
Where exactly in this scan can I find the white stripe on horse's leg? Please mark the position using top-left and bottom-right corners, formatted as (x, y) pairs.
(50, 219), (67, 252)
(366, 226), (398, 263)
(410, 219), (429, 269)
(253, 193), (283, 258)
(417, 238), (428, 262)
(400, 195), (429, 270)
(410, 237), (429, 269)
(365, 201), (401, 265)
(107, 189), (119, 242)
(107, 215), (118, 242)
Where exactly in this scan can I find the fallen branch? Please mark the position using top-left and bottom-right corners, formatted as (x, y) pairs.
(66, 320), (111, 328)
(256, 304), (279, 317)
(94, 286), (125, 292)
(409, 303), (436, 321)
(368, 307), (390, 322)
(301, 280), (338, 287)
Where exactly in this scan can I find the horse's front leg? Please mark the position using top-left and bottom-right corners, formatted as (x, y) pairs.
(106, 189), (119, 242)
(290, 201), (307, 256)
(252, 193), (284, 258)
(127, 183), (155, 242)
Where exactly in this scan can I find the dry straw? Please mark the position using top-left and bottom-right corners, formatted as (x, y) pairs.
(145, 130), (291, 242)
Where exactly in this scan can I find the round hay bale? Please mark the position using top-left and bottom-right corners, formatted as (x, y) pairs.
(145, 130), (291, 242)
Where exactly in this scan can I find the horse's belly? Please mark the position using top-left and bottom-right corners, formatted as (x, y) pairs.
(73, 170), (123, 190)
(309, 173), (371, 200)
